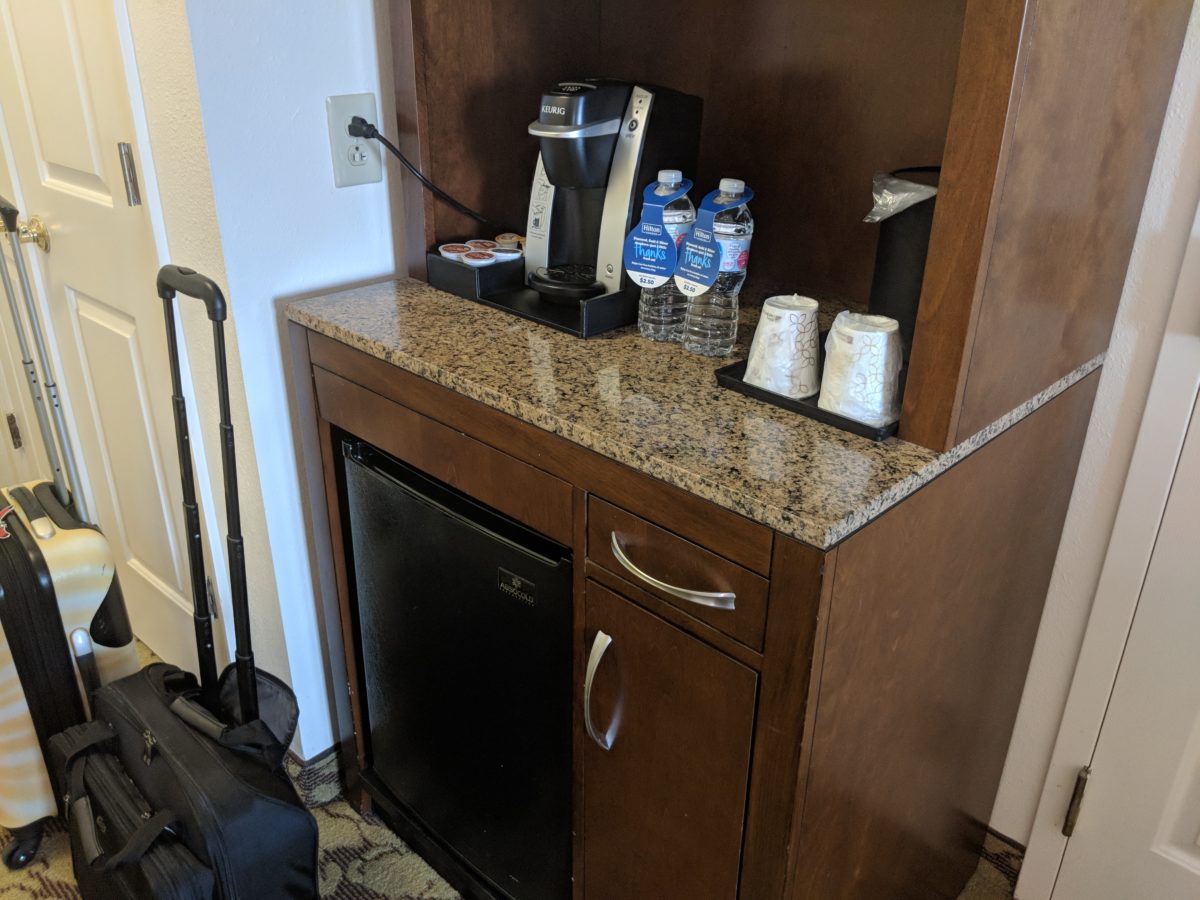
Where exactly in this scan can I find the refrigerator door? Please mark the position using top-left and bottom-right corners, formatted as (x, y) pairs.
(344, 441), (572, 900)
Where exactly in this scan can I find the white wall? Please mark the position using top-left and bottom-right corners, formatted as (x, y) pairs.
(989, 7), (1200, 844)
(126, 0), (397, 758)
(182, 0), (398, 757)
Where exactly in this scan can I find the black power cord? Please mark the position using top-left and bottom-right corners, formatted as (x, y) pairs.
(348, 116), (496, 229)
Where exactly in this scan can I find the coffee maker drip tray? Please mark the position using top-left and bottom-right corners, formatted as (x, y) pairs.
(528, 265), (605, 303)
(425, 251), (637, 338)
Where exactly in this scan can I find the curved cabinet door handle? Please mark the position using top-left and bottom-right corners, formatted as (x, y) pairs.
(584, 630), (618, 751)
(610, 532), (736, 611)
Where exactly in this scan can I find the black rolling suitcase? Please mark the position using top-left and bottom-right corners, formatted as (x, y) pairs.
(50, 266), (319, 898)
(0, 197), (139, 869)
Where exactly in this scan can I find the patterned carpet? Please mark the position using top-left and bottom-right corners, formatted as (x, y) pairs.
(0, 770), (1021, 900)
(0, 650), (1022, 899)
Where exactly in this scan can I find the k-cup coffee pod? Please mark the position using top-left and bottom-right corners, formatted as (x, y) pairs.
(466, 239), (499, 252)
(495, 232), (523, 249)
(439, 243), (472, 260)
(461, 250), (497, 267)
(492, 246), (522, 262)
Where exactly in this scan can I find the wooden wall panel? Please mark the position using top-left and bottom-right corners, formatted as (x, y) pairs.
(392, 0), (966, 299)
(396, 0), (601, 252)
(598, 0), (967, 302)
(790, 370), (1100, 899)
(899, 0), (1028, 450)
(951, 0), (1191, 441)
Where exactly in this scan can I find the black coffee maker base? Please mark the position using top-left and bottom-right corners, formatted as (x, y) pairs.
(426, 252), (636, 337)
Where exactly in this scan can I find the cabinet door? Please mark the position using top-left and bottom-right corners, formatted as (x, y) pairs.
(582, 580), (757, 900)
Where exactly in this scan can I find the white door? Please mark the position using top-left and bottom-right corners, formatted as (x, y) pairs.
(0, 1), (199, 667)
(1050, 387), (1200, 898)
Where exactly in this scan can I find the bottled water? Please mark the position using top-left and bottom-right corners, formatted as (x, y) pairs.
(638, 170), (695, 342)
(683, 178), (754, 357)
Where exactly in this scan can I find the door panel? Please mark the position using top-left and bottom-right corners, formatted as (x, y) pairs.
(4, 1), (110, 199)
(0, 0), (198, 665)
(71, 289), (180, 588)
(582, 579), (757, 900)
(1054, 393), (1200, 897)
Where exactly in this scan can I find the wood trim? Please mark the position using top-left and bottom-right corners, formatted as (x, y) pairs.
(899, 0), (1029, 450)
(314, 366), (574, 544)
(316, 414), (371, 814)
(389, 0), (432, 277)
(571, 487), (586, 900)
(739, 537), (828, 900)
(306, 330), (775, 573)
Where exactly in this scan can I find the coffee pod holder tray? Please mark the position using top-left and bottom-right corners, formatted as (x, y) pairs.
(714, 333), (905, 441)
(426, 252), (637, 338)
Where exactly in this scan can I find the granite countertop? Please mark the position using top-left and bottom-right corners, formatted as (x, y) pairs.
(286, 278), (1101, 549)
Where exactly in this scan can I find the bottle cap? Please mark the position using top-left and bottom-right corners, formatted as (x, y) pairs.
(719, 178), (745, 195)
(658, 169), (683, 185)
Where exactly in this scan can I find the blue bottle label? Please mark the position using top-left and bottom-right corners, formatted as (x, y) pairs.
(623, 179), (693, 289)
(674, 185), (755, 296)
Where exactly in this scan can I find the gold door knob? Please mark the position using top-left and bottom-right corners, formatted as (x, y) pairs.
(17, 216), (48, 252)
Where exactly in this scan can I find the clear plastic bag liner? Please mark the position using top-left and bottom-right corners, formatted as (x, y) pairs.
(863, 173), (938, 223)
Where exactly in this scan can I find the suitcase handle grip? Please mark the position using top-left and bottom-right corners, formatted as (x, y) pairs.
(0, 195), (16, 233)
(169, 695), (227, 742)
(157, 264), (227, 321)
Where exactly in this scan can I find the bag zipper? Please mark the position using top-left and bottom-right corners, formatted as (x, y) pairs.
(101, 681), (237, 898)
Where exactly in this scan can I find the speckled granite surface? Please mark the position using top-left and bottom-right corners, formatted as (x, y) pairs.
(286, 279), (1102, 549)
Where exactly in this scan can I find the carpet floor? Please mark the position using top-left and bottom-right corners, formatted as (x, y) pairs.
(0, 641), (1023, 897)
(0, 765), (1022, 900)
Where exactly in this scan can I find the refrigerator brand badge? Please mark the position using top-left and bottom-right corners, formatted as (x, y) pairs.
(0, 506), (12, 540)
(498, 568), (536, 607)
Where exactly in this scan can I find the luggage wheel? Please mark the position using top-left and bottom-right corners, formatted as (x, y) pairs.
(2, 822), (42, 869)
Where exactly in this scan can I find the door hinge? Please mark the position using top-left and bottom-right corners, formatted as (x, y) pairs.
(6, 413), (21, 449)
(1062, 765), (1091, 837)
(118, 142), (142, 207)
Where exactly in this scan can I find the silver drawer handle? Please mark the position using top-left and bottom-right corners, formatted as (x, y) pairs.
(610, 532), (737, 611)
(584, 630), (618, 751)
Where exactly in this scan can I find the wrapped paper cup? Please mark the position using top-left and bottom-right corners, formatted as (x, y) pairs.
(744, 295), (821, 399)
(817, 311), (902, 427)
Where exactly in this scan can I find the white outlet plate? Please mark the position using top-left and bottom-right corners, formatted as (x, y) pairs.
(325, 93), (382, 188)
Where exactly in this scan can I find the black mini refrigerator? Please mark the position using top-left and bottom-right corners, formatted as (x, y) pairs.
(341, 439), (572, 899)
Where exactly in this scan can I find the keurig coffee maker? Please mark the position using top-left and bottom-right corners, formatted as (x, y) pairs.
(483, 79), (702, 337)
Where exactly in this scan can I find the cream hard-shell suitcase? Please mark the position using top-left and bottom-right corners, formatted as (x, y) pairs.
(0, 196), (138, 868)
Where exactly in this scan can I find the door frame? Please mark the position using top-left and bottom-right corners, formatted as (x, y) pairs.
(1017, 199), (1200, 897)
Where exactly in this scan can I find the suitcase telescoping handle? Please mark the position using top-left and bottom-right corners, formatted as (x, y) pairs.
(0, 194), (87, 520)
(157, 265), (257, 723)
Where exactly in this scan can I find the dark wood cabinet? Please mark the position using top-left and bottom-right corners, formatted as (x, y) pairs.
(581, 580), (757, 900)
(296, 321), (1101, 898)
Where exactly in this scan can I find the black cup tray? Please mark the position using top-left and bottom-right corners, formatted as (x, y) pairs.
(714, 358), (900, 442)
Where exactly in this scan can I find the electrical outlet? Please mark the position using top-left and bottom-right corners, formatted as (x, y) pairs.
(326, 93), (382, 187)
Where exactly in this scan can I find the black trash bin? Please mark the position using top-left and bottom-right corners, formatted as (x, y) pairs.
(867, 166), (940, 361)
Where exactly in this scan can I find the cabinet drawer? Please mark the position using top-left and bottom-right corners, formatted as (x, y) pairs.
(588, 497), (769, 650)
(314, 367), (573, 544)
